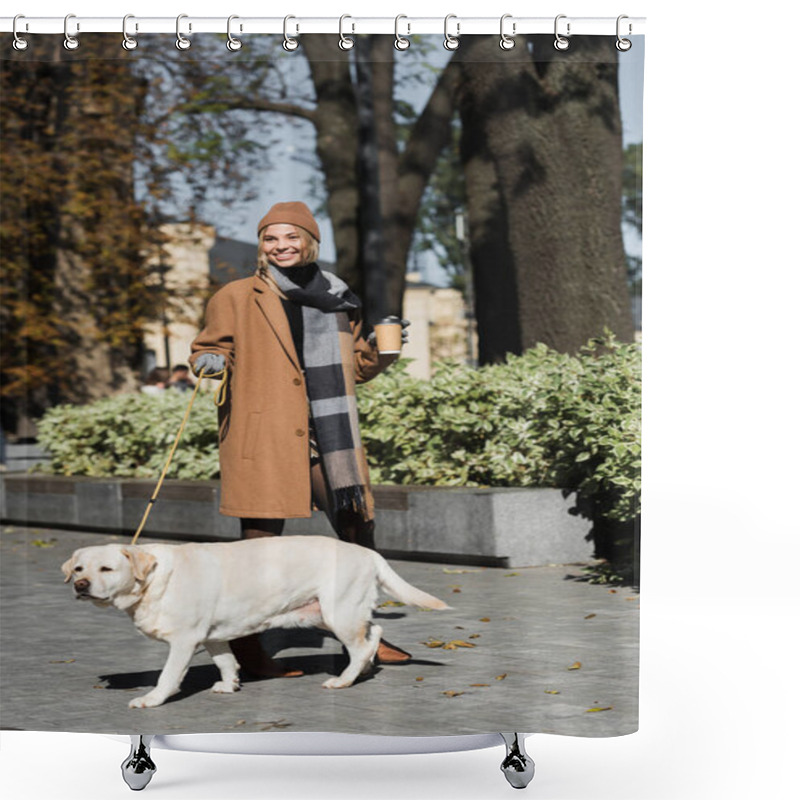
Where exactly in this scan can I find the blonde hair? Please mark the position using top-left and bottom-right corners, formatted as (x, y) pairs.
(257, 225), (319, 269)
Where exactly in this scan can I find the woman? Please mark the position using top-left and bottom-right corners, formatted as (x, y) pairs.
(190, 201), (410, 678)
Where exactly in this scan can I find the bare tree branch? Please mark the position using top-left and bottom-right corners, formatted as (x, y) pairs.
(179, 97), (317, 123)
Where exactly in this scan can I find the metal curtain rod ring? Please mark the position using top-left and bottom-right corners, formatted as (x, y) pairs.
(554, 14), (571, 50)
(227, 15), (243, 51)
(394, 15), (410, 50)
(283, 15), (299, 51)
(443, 14), (460, 50)
(63, 13), (80, 51)
(339, 14), (355, 50)
(616, 15), (632, 51)
(499, 14), (515, 50)
(122, 14), (138, 51)
(176, 14), (191, 50)
(12, 14), (29, 51)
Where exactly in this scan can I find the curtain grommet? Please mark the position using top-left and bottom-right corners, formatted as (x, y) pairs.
(226, 15), (243, 51)
(616, 15), (632, 51)
(443, 14), (460, 51)
(12, 14), (29, 51)
(175, 14), (191, 51)
(283, 15), (299, 51)
(122, 14), (138, 51)
(394, 15), (410, 51)
(554, 14), (571, 51)
(63, 14), (80, 51)
(338, 15), (355, 50)
(499, 14), (516, 50)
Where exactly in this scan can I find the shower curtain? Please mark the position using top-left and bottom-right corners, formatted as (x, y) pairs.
(0, 26), (643, 742)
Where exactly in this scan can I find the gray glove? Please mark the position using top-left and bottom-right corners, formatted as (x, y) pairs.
(194, 353), (226, 376)
(367, 317), (411, 348)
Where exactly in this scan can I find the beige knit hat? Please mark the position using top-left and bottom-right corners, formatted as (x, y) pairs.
(257, 201), (320, 241)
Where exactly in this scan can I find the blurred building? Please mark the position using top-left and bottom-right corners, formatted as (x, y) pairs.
(142, 225), (475, 381)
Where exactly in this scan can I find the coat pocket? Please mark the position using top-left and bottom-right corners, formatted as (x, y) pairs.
(242, 411), (262, 461)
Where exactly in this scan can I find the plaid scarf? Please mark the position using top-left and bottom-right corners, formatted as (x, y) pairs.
(259, 264), (371, 519)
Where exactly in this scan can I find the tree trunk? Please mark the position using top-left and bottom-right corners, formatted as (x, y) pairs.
(457, 35), (634, 361)
(303, 36), (362, 296)
(355, 36), (388, 324)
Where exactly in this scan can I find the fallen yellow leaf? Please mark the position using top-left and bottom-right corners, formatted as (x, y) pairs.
(584, 613), (597, 620)
(495, 673), (508, 681)
(378, 600), (406, 607)
(442, 640), (476, 650)
(544, 690), (560, 695)
(586, 707), (613, 713)
(49, 659), (76, 664)
(468, 634), (480, 639)
(479, 617), (491, 623)
(568, 662), (582, 670)
(442, 691), (464, 697)
(442, 568), (481, 574)
(415, 677), (424, 682)
(470, 683), (490, 687)
(504, 572), (519, 577)
(422, 640), (445, 648)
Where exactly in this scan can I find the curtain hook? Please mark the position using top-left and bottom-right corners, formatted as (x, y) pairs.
(554, 14), (571, 51)
(12, 14), (29, 51)
(616, 15), (632, 51)
(443, 14), (460, 51)
(227, 15), (243, 51)
(63, 14), (80, 51)
(394, 15), (410, 51)
(122, 15), (138, 51)
(283, 15), (299, 51)
(499, 14), (515, 50)
(339, 14), (355, 50)
(176, 14), (191, 50)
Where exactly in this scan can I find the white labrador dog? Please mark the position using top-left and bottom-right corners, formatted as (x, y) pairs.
(61, 536), (449, 709)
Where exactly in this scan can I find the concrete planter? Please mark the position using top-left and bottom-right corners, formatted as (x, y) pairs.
(0, 474), (593, 568)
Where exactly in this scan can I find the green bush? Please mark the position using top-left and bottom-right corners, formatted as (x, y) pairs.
(36, 390), (221, 481)
(36, 333), (640, 522)
(359, 333), (640, 523)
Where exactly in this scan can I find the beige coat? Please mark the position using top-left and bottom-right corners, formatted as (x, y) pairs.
(189, 275), (382, 519)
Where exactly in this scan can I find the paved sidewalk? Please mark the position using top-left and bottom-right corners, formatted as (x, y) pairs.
(0, 525), (638, 737)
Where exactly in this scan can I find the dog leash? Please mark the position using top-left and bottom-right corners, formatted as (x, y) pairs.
(130, 366), (228, 546)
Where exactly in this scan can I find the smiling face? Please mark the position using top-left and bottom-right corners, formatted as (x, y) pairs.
(260, 223), (311, 268)
(61, 544), (156, 607)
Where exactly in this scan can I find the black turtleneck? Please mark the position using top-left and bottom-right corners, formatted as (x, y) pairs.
(272, 263), (320, 370)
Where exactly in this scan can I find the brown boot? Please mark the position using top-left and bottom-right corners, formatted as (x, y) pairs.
(376, 639), (412, 664)
(229, 634), (303, 679)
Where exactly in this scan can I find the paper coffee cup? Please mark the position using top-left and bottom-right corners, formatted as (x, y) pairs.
(374, 323), (403, 354)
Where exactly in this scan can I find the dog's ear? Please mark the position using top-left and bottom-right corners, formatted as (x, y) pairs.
(121, 548), (157, 582)
(61, 555), (76, 583)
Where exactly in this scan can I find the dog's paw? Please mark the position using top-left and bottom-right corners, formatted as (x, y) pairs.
(128, 693), (165, 709)
(211, 679), (240, 694)
(322, 677), (352, 690)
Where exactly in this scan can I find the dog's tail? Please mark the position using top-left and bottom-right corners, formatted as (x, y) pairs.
(373, 553), (450, 610)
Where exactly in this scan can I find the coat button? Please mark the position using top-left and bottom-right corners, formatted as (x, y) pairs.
(293, 377), (302, 386)
(295, 429), (305, 437)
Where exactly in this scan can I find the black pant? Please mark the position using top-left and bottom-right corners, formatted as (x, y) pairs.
(240, 459), (375, 549)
